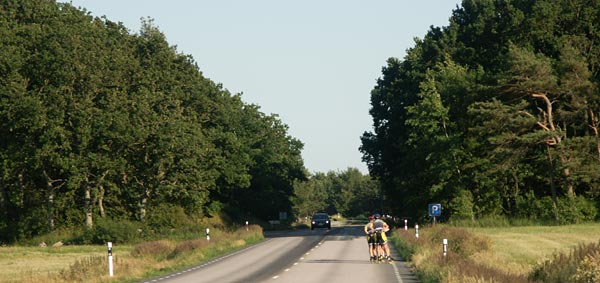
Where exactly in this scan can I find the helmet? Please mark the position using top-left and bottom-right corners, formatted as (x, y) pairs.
(368, 215), (374, 220)
(373, 213), (381, 219)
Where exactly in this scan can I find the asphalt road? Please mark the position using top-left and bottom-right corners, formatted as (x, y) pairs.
(141, 224), (419, 283)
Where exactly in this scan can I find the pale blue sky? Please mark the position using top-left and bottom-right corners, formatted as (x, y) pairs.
(64, 0), (461, 174)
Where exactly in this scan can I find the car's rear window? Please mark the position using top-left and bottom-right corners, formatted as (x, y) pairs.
(313, 214), (328, 219)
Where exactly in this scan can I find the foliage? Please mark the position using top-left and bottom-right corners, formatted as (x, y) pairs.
(361, 0), (600, 223)
(144, 204), (193, 231)
(515, 195), (597, 224)
(0, 0), (306, 242)
(530, 241), (600, 283)
(292, 168), (381, 218)
(81, 218), (143, 244)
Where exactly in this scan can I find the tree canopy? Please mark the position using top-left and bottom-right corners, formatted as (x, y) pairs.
(361, 0), (600, 224)
(0, 0), (306, 242)
(293, 168), (381, 219)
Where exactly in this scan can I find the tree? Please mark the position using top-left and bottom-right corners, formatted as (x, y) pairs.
(293, 169), (380, 219)
(362, 0), (600, 223)
(0, 1), (308, 242)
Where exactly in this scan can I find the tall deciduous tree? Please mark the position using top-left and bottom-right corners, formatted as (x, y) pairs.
(0, 1), (306, 242)
(362, 0), (600, 223)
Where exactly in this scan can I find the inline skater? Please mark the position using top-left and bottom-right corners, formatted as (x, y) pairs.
(364, 215), (376, 262)
(372, 213), (393, 263)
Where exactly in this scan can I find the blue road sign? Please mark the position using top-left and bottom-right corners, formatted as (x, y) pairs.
(428, 203), (441, 217)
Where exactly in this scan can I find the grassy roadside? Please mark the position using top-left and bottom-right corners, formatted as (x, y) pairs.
(467, 224), (600, 276)
(0, 225), (264, 283)
(390, 223), (600, 283)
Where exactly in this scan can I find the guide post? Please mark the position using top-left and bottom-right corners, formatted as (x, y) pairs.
(107, 242), (113, 277)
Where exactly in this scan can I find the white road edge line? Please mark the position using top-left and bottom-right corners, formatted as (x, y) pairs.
(392, 263), (403, 283)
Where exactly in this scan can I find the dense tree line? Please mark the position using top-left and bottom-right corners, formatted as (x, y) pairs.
(361, 0), (600, 223)
(0, 0), (305, 242)
(293, 168), (381, 219)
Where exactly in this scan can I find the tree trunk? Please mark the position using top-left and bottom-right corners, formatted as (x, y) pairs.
(43, 170), (64, 232)
(47, 189), (54, 231)
(559, 155), (574, 197)
(98, 184), (105, 218)
(590, 110), (600, 161)
(532, 93), (574, 197)
(546, 146), (559, 221)
(139, 187), (150, 222)
(84, 175), (93, 229)
(96, 170), (109, 218)
(18, 173), (25, 207)
(0, 184), (7, 221)
(139, 195), (147, 222)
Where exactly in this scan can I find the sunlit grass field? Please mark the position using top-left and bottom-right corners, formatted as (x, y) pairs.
(467, 223), (600, 275)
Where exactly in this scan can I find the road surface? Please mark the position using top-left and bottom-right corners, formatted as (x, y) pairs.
(141, 224), (419, 283)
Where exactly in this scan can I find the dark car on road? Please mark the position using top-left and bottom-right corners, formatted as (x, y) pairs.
(311, 213), (331, 230)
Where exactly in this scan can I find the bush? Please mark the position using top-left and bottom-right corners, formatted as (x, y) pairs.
(145, 204), (192, 231)
(530, 241), (600, 283)
(205, 201), (224, 217)
(517, 195), (597, 224)
(571, 251), (600, 283)
(81, 218), (143, 244)
(449, 190), (475, 221)
(23, 226), (85, 246)
(557, 196), (597, 224)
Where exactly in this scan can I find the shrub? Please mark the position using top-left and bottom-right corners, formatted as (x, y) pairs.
(530, 241), (600, 283)
(20, 226), (84, 246)
(571, 251), (600, 283)
(517, 195), (597, 224)
(449, 190), (475, 221)
(205, 201), (224, 217)
(557, 196), (597, 224)
(82, 218), (143, 244)
(145, 204), (192, 231)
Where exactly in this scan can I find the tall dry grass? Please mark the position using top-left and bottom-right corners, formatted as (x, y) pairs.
(392, 225), (529, 283)
(530, 241), (600, 283)
(393, 223), (600, 283)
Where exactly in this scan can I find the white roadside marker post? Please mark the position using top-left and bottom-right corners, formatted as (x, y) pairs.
(107, 242), (114, 277)
(415, 224), (419, 238)
(443, 238), (448, 257)
(206, 228), (210, 241)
